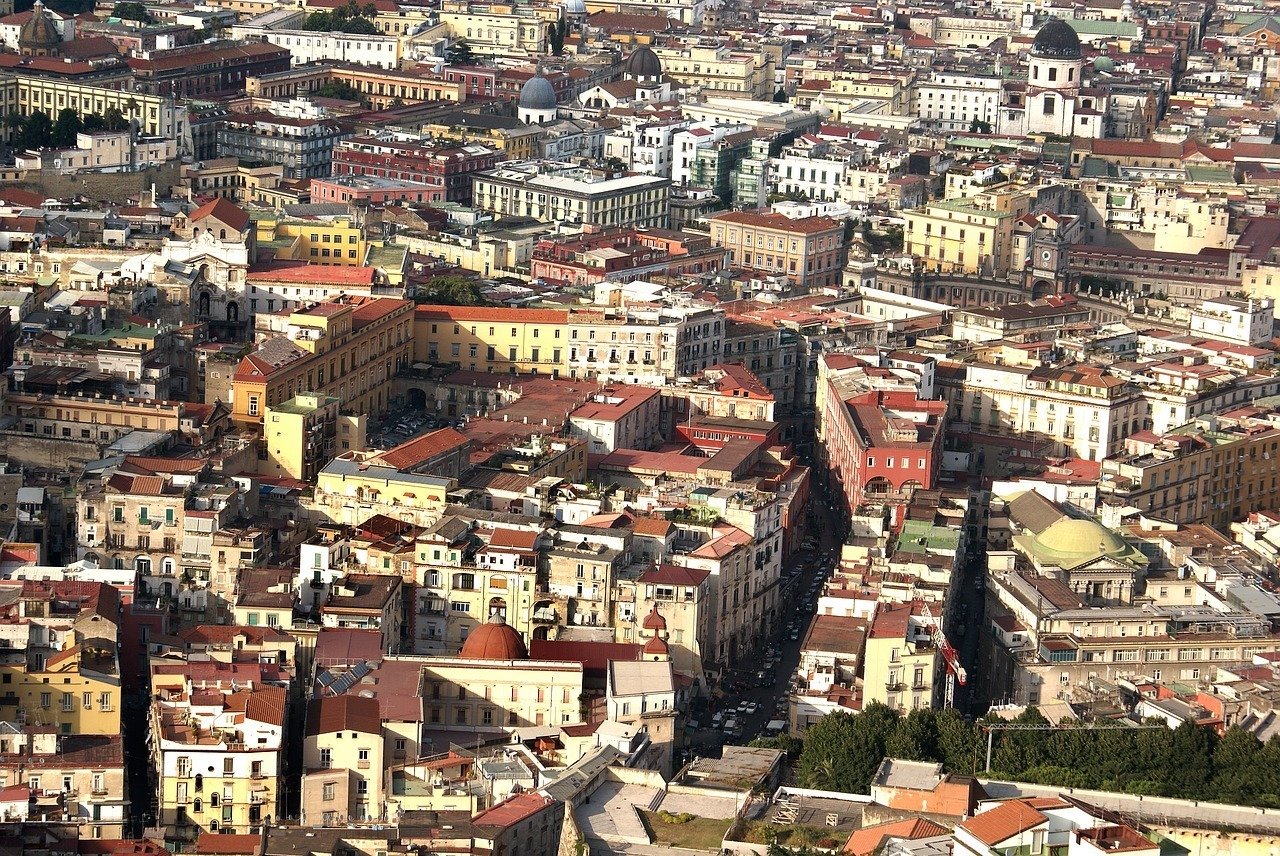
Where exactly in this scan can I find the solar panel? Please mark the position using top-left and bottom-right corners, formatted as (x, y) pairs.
(327, 660), (371, 696)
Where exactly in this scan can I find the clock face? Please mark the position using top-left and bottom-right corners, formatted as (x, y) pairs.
(1041, 250), (1052, 261)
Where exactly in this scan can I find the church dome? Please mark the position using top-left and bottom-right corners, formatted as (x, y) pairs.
(1093, 55), (1116, 72)
(459, 614), (528, 660)
(19, 1), (60, 56)
(642, 605), (666, 631)
(1035, 517), (1126, 556)
(1031, 18), (1082, 59)
(518, 73), (557, 112)
(624, 46), (662, 79)
(562, 0), (586, 14)
(643, 635), (669, 655)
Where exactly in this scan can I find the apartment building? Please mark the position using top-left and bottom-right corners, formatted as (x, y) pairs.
(414, 517), (543, 655)
(231, 297), (413, 428)
(937, 360), (1145, 462)
(3, 392), (189, 446)
(0, 729), (126, 837)
(903, 190), (1032, 277)
(1101, 406), (1280, 528)
(652, 44), (774, 100)
(472, 161), (670, 229)
(913, 72), (1003, 133)
(260, 393), (352, 483)
(708, 210), (845, 291)
(437, 5), (549, 57)
(151, 684), (286, 843)
(302, 695), (383, 824)
(255, 212), (370, 268)
(248, 63), (460, 109)
(618, 565), (713, 682)
(0, 581), (121, 736)
(566, 303), (726, 381)
(216, 111), (351, 181)
(332, 137), (500, 205)
(862, 601), (942, 712)
(414, 305), (569, 375)
(7, 76), (188, 147)
(230, 26), (402, 68)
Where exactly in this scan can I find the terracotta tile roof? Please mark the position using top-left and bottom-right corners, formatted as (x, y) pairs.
(189, 197), (249, 233)
(631, 516), (673, 537)
(194, 833), (260, 855)
(244, 686), (287, 727)
(247, 262), (374, 285)
(414, 304), (568, 324)
(305, 694), (381, 736)
(960, 800), (1049, 846)
(844, 818), (949, 856)
(472, 792), (556, 830)
(711, 209), (844, 235)
(638, 564), (710, 587)
(376, 427), (469, 471)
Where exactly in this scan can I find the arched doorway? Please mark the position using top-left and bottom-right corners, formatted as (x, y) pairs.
(406, 387), (427, 410)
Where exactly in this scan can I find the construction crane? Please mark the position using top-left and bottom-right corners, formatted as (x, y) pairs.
(921, 602), (967, 708)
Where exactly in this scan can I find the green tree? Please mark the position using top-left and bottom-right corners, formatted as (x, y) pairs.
(1211, 727), (1261, 805)
(82, 113), (105, 132)
(302, 1), (378, 34)
(748, 734), (803, 758)
(111, 1), (151, 21)
(446, 38), (474, 65)
(314, 81), (363, 102)
(17, 110), (52, 150)
(936, 708), (982, 775)
(796, 703), (899, 793)
(549, 20), (566, 55)
(885, 708), (938, 762)
(968, 117), (992, 134)
(50, 108), (82, 148)
(415, 275), (490, 307)
(773, 88), (787, 103)
(103, 106), (127, 131)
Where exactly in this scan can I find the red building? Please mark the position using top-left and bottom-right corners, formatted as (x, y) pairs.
(442, 65), (498, 99)
(529, 227), (727, 286)
(822, 384), (947, 518)
(331, 136), (501, 205)
(676, 414), (781, 455)
(126, 41), (290, 98)
(309, 175), (441, 205)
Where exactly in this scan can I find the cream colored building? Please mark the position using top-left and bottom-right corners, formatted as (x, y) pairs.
(151, 685), (286, 844)
(414, 516), (544, 655)
(653, 44), (774, 100)
(261, 393), (366, 483)
(437, 7), (550, 57)
(302, 695), (384, 824)
(709, 210), (844, 291)
(902, 190), (1031, 277)
(862, 601), (942, 712)
(6, 77), (188, 150)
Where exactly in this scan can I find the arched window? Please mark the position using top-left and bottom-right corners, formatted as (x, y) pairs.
(193, 798), (202, 813)
(194, 774), (203, 792)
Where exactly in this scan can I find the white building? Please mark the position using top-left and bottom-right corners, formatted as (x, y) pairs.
(1188, 297), (1274, 346)
(998, 19), (1108, 138)
(231, 26), (402, 68)
(913, 72), (1003, 133)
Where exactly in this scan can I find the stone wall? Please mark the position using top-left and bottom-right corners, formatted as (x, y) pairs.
(1, 162), (181, 205)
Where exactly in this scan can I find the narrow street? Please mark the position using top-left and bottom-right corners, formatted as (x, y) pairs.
(684, 479), (845, 758)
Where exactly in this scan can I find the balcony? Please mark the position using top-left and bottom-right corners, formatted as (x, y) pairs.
(885, 680), (905, 691)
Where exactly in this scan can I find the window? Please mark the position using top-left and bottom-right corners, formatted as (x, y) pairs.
(358, 748), (369, 762)
(322, 783), (335, 801)
(319, 748), (331, 768)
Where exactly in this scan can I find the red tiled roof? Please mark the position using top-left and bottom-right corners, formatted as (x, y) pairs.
(245, 686), (287, 727)
(414, 304), (568, 324)
(306, 694), (381, 736)
(377, 427), (469, 471)
(188, 197), (249, 233)
(844, 818), (949, 856)
(711, 209), (843, 234)
(247, 263), (375, 285)
(960, 800), (1049, 846)
(194, 834), (259, 856)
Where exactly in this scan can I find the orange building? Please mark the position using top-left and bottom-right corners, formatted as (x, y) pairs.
(232, 297), (413, 428)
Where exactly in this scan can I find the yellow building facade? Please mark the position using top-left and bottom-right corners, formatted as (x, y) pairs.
(413, 304), (569, 374)
(232, 297), (413, 428)
(902, 190), (1030, 276)
(257, 213), (372, 268)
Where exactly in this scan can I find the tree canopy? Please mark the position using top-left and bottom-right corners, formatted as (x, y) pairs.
(302, 1), (379, 34)
(414, 275), (490, 307)
(111, 1), (152, 22)
(445, 38), (474, 65)
(795, 704), (1280, 807)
